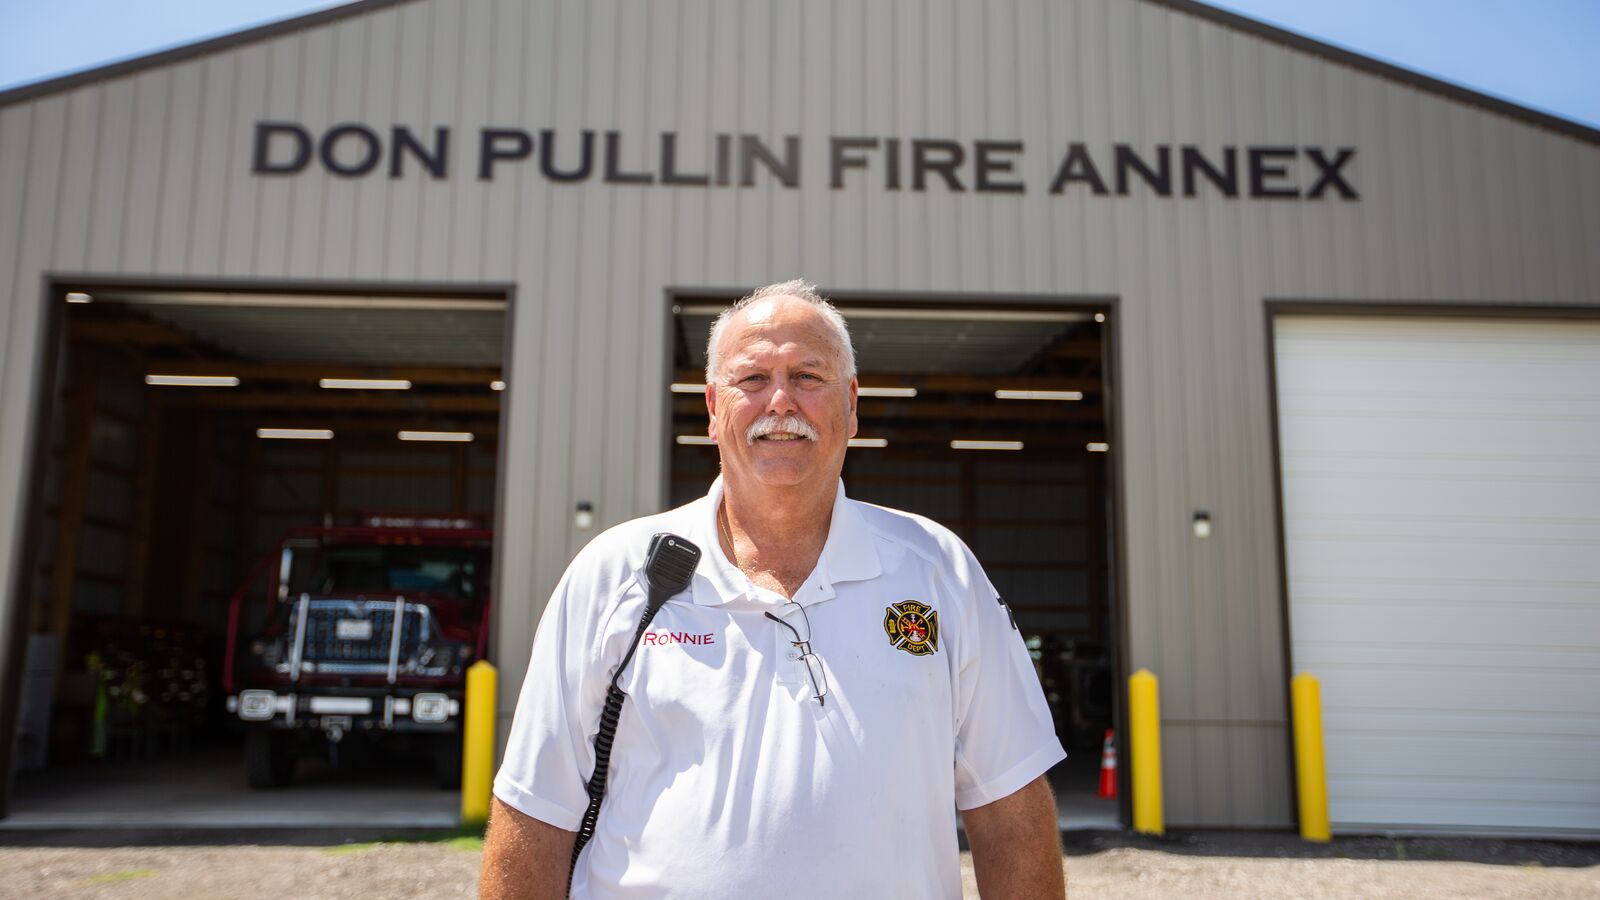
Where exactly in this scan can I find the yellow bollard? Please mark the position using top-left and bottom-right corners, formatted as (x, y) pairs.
(460, 659), (498, 826)
(1128, 668), (1164, 836)
(1291, 672), (1331, 842)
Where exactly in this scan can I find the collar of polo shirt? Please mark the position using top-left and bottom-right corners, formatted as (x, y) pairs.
(690, 476), (882, 607)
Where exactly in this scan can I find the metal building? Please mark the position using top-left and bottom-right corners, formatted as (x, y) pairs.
(0, 0), (1596, 835)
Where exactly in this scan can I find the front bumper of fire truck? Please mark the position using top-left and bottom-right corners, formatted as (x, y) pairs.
(226, 687), (461, 732)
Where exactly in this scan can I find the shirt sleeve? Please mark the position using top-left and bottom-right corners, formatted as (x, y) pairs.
(948, 544), (1066, 811)
(492, 541), (632, 830)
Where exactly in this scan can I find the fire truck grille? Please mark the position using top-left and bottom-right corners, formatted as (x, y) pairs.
(296, 601), (428, 667)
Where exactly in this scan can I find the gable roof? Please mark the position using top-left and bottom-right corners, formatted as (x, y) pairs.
(0, 0), (416, 106)
(2, 0), (1596, 146)
(1148, 0), (1598, 146)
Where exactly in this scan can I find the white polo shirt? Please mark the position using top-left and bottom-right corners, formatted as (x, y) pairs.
(494, 478), (1064, 899)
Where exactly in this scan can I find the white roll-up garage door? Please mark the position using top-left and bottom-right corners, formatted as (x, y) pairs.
(1274, 314), (1600, 837)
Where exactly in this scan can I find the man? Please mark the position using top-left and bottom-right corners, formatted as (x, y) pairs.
(482, 280), (1066, 898)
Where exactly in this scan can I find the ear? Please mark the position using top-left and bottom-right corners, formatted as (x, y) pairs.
(847, 377), (859, 438)
(704, 381), (719, 441)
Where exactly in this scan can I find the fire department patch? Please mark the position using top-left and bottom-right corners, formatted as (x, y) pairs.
(883, 600), (940, 656)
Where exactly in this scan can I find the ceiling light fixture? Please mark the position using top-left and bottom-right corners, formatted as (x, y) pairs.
(319, 378), (412, 390)
(399, 431), (473, 442)
(491, 380), (506, 391)
(1087, 442), (1110, 452)
(848, 438), (888, 448)
(1094, 312), (1106, 323)
(675, 435), (716, 446)
(670, 383), (705, 394)
(994, 389), (1083, 401)
(258, 428), (333, 440)
(65, 292), (93, 304)
(145, 375), (240, 387)
(857, 386), (918, 398)
(951, 440), (1024, 451)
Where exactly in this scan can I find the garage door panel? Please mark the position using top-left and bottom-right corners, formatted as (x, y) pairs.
(1292, 603), (1600, 648)
(1313, 669), (1598, 715)
(1284, 537), (1598, 583)
(1289, 578), (1593, 610)
(1277, 315), (1600, 835)
(1276, 318), (1600, 361)
(1283, 449), (1600, 483)
(1284, 477), (1600, 521)
(1331, 797), (1600, 835)
(1284, 512), (1600, 544)
(1322, 708), (1599, 739)
(1280, 412), (1600, 459)
(1326, 733), (1600, 782)
(1297, 645), (1600, 682)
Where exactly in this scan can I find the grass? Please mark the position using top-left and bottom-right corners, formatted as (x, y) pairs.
(324, 824), (486, 855)
(82, 869), (157, 884)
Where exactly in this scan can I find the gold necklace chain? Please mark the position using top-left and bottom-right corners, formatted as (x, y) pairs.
(717, 501), (739, 568)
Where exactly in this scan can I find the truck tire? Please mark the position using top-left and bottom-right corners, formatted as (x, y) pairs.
(434, 733), (463, 790)
(246, 729), (297, 789)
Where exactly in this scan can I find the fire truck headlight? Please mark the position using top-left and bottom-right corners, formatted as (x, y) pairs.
(412, 693), (450, 724)
(239, 690), (277, 721)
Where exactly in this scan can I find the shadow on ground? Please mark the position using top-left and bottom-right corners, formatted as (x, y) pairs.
(1063, 829), (1600, 869)
(0, 824), (483, 849)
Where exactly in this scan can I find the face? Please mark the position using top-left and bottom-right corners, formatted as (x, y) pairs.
(706, 296), (858, 493)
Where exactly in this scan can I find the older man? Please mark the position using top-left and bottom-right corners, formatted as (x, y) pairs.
(482, 280), (1066, 898)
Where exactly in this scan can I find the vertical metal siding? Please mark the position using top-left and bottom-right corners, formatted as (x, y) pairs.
(1, 0), (1598, 826)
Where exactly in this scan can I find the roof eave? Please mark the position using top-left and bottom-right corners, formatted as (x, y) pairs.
(0, 0), (418, 108)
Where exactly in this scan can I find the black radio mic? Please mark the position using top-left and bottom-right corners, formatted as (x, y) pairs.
(641, 533), (701, 609)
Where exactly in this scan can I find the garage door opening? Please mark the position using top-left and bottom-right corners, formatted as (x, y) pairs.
(6, 283), (508, 827)
(670, 293), (1121, 829)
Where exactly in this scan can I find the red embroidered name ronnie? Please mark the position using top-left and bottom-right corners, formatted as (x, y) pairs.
(642, 631), (717, 647)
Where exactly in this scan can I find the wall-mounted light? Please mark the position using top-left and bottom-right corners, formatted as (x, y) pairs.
(258, 428), (333, 440)
(995, 389), (1083, 401)
(847, 438), (888, 448)
(146, 375), (240, 387)
(676, 435), (715, 445)
(575, 501), (595, 530)
(491, 380), (506, 391)
(670, 383), (705, 394)
(65, 292), (93, 304)
(398, 431), (473, 442)
(951, 440), (1023, 451)
(1086, 442), (1109, 453)
(1193, 510), (1212, 539)
(320, 378), (411, 390)
(857, 386), (918, 398)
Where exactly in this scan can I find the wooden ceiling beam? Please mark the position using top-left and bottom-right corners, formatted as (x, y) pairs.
(246, 418), (499, 435)
(69, 319), (193, 345)
(162, 391), (501, 413)
(672, 398), (1103, 423)
(141, 359), (504, 384)
(673, 370), (1104, 393)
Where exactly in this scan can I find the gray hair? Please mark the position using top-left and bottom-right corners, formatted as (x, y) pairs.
(704, 278), (857, 383)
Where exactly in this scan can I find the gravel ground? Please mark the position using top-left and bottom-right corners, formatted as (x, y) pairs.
(0, 830), (1595, 899)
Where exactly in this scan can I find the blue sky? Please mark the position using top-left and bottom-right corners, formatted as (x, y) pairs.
(2, 0), (1596, 128)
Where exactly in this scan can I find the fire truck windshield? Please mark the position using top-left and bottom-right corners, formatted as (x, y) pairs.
(286, 545), (484, 602)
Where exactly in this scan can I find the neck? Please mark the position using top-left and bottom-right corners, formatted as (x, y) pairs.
(717, 475), (836, 598)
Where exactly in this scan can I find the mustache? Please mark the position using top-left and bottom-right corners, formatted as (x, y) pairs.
(745, 414), (820, 444)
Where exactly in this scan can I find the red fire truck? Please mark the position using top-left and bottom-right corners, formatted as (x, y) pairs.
(223, 515), (491, 789)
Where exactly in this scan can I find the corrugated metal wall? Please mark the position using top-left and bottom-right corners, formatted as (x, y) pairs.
(1, 0), (1597, 825)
